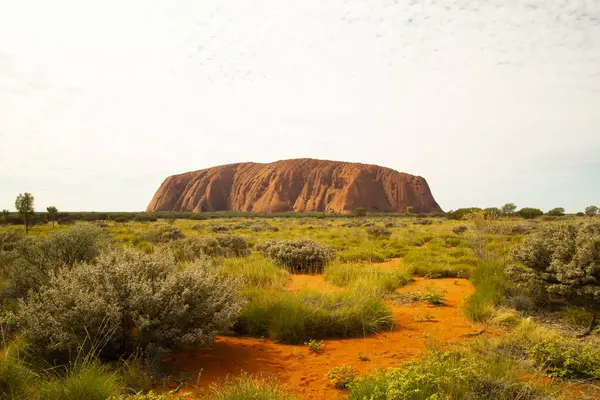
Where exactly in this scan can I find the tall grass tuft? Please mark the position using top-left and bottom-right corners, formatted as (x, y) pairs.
(324, 262), (412, 296)
(236, 289), (393, 344)
(464, 260), (509, 322)
(207, 373), (297, 400)
(220, 253), (290, 289)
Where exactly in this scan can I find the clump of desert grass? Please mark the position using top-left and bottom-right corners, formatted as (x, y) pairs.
(206, 372), (297, 400)
(323, 261), (412, 296)
(220, 253), (290, 289)
(235, 288), (393, 344)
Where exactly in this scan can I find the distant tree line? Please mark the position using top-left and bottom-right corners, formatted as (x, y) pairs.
(445, 203), (599, 220)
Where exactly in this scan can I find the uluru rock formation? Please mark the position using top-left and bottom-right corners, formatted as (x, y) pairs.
(146, 159), (442, 214)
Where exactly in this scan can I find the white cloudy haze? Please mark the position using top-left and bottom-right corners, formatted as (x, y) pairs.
(1, 0), (599, 212)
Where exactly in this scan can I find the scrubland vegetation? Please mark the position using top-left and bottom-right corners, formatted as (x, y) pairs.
(2, 200), (600, 399)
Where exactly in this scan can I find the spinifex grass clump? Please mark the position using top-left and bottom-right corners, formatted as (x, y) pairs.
(220, 253), (290, 289)
(403, 241), (475, 278)
(256, 239), (336, 273)
(324, 262), (412, 296)
(235, 289), (393, 344)
(206, 373), (297, 400)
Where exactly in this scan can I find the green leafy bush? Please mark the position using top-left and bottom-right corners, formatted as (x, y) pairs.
(256, 239), (336, 273)
(326, 365), (356, 389)
(166, 235), (250, 262)
(452, 225), (468, 234)
(18, 249), (244, 361)
(136, 225), (185, 244)
(305, 339), (324, 353)
(235, 289), (393, 344)
(215, 234), (251, 257)
(507, 222), (600, 309)
(6, 225), (116, 297)
(366, 226), (392, 238)
(348, 349), (545, 400)
(527, 339), (600, 379)
(517, 208), (543, 220)
(412, 219), (433, 225)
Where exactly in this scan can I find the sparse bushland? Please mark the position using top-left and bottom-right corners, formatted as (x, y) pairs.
(206, 373), (297, 400)
(256, 239), (336, 273)
(324, 262), (412, 296)
(527, 338), (600, 379)
(220, 253), (290, 289)
(17, 249), (244, 361)
(235, 288), (393, 344)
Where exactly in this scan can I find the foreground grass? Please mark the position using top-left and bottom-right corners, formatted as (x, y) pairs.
(235, 288), (393, 344)
(348, 344), (551, 400)
(207, 373), (297, 400)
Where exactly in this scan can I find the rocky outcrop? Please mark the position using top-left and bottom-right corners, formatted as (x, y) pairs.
(146, 158), (442, 214)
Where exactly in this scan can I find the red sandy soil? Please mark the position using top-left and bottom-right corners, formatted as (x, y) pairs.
(162, 272), (485, 399)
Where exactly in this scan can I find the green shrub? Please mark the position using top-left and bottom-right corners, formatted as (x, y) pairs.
(18, 249), (244, 361)
(348, 348), (545, 400)
(412, 219), (433, 225)
(210, 224), (230, 233)
(517, 208), (543, 220)
(527, 339), (600, 379)
(305, 339), (324, 353)
(507, 222), (600, 312)
(207, 373), (296, 400)
(366, 226), (392, 238)
(134, 240), (154, 254)
(215, 235), (251, 257)
(136, 224), (185, 244)
(220, 254), (290, 289)
(235, 289), (393, 344)
(256, 239), (335, 273)
(406, 289), (445, 305)
(452, 225), (468, 234)
(7, 225), (116, 298)
(561, 306), (595, 328)
(326, 365), (356, 389)
(0, 228), (24, 270)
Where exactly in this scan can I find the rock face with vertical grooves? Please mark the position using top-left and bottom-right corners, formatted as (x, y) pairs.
(146, 158), (443, 214)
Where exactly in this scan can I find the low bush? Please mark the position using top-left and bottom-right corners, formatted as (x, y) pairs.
(166, 235), (250, 262)
(210, 224), (230, 233)
(406, 289), (445, 305)
(452, 225), (468, 234)
(528, 339), (600, 379)
(18, 249), (244, 361)
(207, 373), (297, 400)
(561, 306), (595, 328)
(326, 365), (356, 389)
(305, 339), (324, 353)
(348, 348), (547, 400)
(135, 224), (185, 244)
(235, 289), (393, 344)
(220, 254), (290, 289)
(6, 225), (116, 298)
(366, 226), (392, 238)
(256, 239), (336, 273)
(215, 234), (251, 257)
(412, 219), (433, 225)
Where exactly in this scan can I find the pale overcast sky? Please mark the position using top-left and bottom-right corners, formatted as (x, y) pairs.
(1, 0), (599, 212)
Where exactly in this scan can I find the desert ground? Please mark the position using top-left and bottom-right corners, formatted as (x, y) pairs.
(1, 212), (600, 399)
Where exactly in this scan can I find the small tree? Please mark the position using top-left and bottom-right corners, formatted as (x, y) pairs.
(484, 207), (502, 219)
(353, 208), (367, 218)
(585, 205), (599, 217)
(15, 193), (35, 234)
(546, 207), (565, 217)
(501, 203), (517, 216)
(507, 222), (600, 335)
(518, 207), (543, 220)
(406, 206), (414, 214)
(46, 206), (58, 228)
(1, 209), (9, 224)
